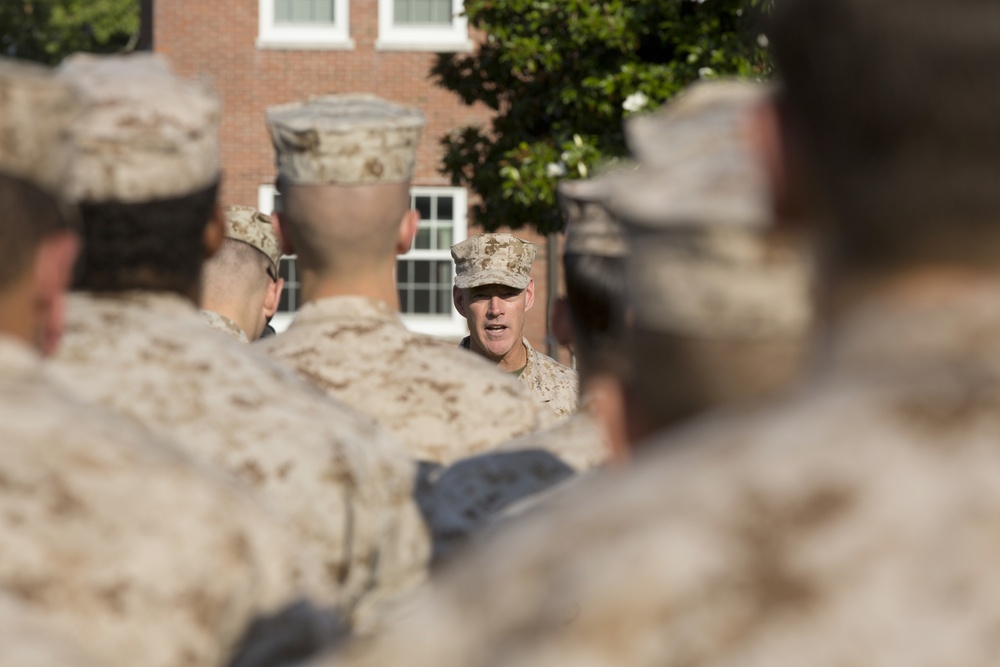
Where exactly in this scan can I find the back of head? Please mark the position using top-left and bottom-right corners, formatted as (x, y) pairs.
(556, 175), (631, 382)
(57, 53), (222, 295)
(267, 94), (425, 275)
(770, 0), (1000, 271)
(0, 57), (79, 294)
(202, 206), (283, 335)
(611, 81), (814, 437)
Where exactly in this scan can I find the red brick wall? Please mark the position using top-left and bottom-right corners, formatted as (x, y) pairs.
(155, 0), (569, 364)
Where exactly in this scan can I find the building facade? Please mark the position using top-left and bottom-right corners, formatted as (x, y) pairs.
(154, 0), (563, 355)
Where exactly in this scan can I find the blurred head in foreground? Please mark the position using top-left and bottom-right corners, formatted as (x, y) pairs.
(611, 81), (814, 444)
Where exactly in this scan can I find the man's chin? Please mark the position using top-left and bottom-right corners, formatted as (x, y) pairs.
(475, 336), (516, 362)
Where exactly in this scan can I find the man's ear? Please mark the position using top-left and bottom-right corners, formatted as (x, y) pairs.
(452, 285), (467, 317)
(203, 204), (226, 259)
(270, 211), (296, 255)
(263, 277), (284, 319)
(395, 209), (420, 255)
(551, 295), (572, 348)
(32, 230), (81, 357)
(523, 279), (536, 312)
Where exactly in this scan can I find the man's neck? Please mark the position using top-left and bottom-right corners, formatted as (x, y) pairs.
(823, 264), (1000, 324)
(299, 263), (401, 310)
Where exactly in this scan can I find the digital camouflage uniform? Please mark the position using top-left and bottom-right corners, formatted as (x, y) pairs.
(261, 95), (544, 464)
(498, 403), (609, 471)
(53, 291), (430, 626)
(326, 289), (1000, 667)
(0, 55), (305, 667)
(0, 335), (305, 667)
(452, 233), (579, 424)
(520, 337), (579, 423)
(320, 80), (820, 667)
(201, 308), (249, 342)
(51, 55), (431, 626)
(259, 296), (543, 463)
(0, 595), (103, 667)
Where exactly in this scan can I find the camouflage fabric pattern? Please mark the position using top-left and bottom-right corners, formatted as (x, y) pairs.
(519, 337), (579, 424)
(267, 94), (425, 185)
(498, 404), (609, 471)
(557, 175), (629, 258)
(223, 205), (283, 270)
(327, 288), (1000, 667)
(49, 292), (431, 626)
(0, 57), (78, 195)
(451, 233), (537, 290)
(610, 82), (811, 341)
(416, 449), (576, 564)
(0, 334), (304, 667)
(258, 296), (544, 464)
(58, 53), (220, 203)
(201, 308), (249, 343)
(0, 595), (103, 667)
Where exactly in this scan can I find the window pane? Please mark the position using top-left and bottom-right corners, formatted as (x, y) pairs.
(437, 195), (453, 220)
(278, 257), (295, 282)
(414, 288), (431, 312)
(435, 260), (451, 284)
(397, 259), (409, 282)
(395, 0), (451, 24)
(398, 289), (408, 312)
(436, 289), (452, 314)
(414, 261), (430, 283)
(436, 227), (453, 249)
(415, 195), (432, 220)
(275, 0), (335, 24)
(415, 228), (431, 250)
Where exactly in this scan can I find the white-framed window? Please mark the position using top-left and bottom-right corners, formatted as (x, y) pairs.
(257, 0), (354, 50)
(396, 186), (468, 337)
(257, 184), (469, 339)
(376, 0), (472, 52)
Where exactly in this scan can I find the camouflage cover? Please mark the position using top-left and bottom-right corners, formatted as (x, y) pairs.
(451, 233), (537, 290)
(58, 53), (220, 203)
(0, 57), (77, 195)
(267, 94), (425, 185)
(223, 205), (283, 270)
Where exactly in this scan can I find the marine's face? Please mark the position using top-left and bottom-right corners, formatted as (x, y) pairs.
(456, 281), (535, 366)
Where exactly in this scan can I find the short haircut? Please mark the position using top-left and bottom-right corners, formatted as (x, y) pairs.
(770, 0), (1000, 269)
(278, 179), (409, 276)
(0, 172), (78, 291)
(202, 238), (274, 302)
(562, 252), (628, 379)
(73, 181), (219, 294)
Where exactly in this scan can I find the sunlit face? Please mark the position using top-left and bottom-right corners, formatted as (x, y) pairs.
(455, 281), (535, 367)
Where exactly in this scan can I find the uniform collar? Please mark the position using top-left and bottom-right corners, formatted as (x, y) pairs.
(288, 296), (402, 328)
(826, 284), (1000, 378)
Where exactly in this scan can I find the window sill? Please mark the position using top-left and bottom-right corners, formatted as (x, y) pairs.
(256, 37), (356, 51)
(375, 38), (473, 53)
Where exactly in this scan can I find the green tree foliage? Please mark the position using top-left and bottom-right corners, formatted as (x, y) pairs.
(433, 0), (773, 234)
(1, 0), (139, 65)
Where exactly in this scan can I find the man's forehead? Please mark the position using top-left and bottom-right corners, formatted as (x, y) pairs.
(468, 283), (526, 294)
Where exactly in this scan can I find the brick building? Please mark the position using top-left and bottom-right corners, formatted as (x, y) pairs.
(153, 0), (564, 356)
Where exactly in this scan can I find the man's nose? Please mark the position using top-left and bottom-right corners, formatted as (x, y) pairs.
(488, 297), (504, 315)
